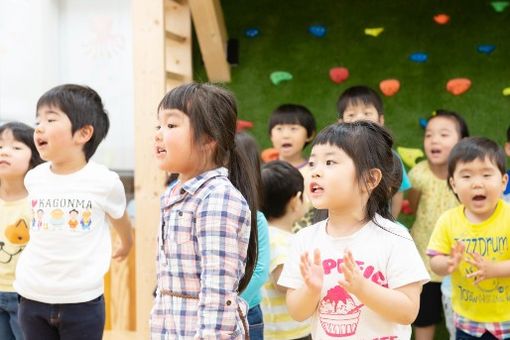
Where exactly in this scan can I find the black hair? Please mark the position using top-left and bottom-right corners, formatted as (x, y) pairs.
(158, 82), (258, 293)
(268, 104), (316, 147)
(36, 84), (110, 161)
(336, 86), (383, 119)
(0, 121), (43, 170)
(448, 137), (506, 187)
(427, 109), (469, 139)
(235, 132), (263, 207)
(312, 121), (400, 223)
(261, 160), (304, 219)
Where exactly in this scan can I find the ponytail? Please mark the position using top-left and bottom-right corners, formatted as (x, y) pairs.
(228, 145), (259, 293)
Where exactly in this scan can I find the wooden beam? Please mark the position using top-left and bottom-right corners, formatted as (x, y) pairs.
(189, 0), (230, 82)
(132, 0), (166, 336)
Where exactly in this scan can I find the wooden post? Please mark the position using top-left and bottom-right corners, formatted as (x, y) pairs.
(132, 0), (166, 336)
(189, 0), (230, 82)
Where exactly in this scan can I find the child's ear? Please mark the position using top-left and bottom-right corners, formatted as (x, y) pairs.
(379, 114), (385, 126)
(74, 125), (94, 144)
(365, 168), (382, 192)
(449, 177), (458, 194)
(306, 132), (316, 143)
(502, 172), (509, 189)
(288, 191), (303, 212)
(504, 142), (510, 157)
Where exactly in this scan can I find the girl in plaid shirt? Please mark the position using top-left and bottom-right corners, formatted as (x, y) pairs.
(151, 83), (259, 339)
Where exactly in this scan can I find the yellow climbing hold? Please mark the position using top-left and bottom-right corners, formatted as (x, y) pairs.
(397, 147), (425, 168)
(503, 87), (510, 96)
(364, 27), (384, 37)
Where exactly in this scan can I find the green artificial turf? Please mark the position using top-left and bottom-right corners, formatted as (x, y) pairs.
(194, 0), (510, 156)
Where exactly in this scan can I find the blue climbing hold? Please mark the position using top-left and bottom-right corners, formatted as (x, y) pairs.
(308, 25), (327, 38)
(419, 118), (428, 129)
(409, 52), (428, 63)
(477, 44), (496, 55)
(244, 28), (260, 38)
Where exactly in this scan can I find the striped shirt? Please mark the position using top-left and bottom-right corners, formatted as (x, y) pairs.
(261, 226), (311, 339)
(150, 167), (251, 339)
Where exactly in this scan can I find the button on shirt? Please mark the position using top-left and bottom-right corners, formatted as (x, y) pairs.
(150, 167), (251, 339)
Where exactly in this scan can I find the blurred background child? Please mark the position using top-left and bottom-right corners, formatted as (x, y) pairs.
(0, 122), (43, 340)
(260, 160), (311, 340)
(407, 110), (469, 340)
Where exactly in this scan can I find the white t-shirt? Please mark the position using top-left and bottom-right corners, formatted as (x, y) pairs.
(14, 161), (126, 303)
(279, 215), (429, 340)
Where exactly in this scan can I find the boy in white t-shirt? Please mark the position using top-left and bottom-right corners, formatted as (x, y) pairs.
(14, 84), (133, 340)
(260, 160), (311, 340)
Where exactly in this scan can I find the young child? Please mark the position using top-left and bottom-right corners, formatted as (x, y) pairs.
(279, 121), (429, 339)
(260, 160), (311, 340)
(14, 84), (133, 340)
(407, 110), (469, 340)
(337, 85), (411, 218)
(268, 104), (317, 231)
(235, 131), (270, 340)
(428, 137), (510, 340)
(0, 122), (43, 340)
(150, 83), (259, 338)
(503, 125), (510, 202)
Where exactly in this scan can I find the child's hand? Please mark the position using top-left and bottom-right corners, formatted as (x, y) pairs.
(112, 239), (132, 261)
(299, 249), (323, 293)
(447, 241), (465, 273)
(339, 250), (366, 296)
(465, 252), (493, 284)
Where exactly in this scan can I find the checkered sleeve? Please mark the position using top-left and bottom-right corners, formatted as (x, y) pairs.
(194, 184), (251, 338)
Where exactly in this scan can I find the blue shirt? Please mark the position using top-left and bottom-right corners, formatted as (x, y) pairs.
(240, 211), (270, 308)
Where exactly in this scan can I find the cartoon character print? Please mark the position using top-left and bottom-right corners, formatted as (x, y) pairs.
(68, 209), (79, 230)
(80, 210), (92, 230)
(49, 209), (66, 229)
(31, 209), (45, 230)
(0, 219), (29, 264)
(319, 285), (363, 337)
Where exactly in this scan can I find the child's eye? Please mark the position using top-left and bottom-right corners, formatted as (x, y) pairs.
(14, 146), (22, 151)
(483, 174), (492, 178)
(155, 125), (161, 130)
(326, 160), (336, 166)
(167, 124), (176, 129)
(461, 175), (470, 179)
(308, 161), (315, 168)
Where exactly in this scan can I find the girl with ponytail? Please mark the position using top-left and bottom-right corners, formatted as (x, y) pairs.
(150, 83), (258, 339)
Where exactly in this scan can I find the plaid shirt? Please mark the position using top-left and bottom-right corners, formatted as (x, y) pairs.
(150, 168), (251, 339)
(455, 313), (510, 339)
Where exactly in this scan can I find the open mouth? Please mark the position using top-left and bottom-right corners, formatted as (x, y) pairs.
(155, 146), (166, 155)
(281, 143), (293, 149)
(36, 138), (48, 148)
(0, 160), (10, 166)
(310, 182), (324, 194)
(472, 195), (486, 201)
(430, 148), (441, 155)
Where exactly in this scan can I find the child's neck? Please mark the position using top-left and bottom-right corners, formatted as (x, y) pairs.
(0, 177), (28, 201)
(280, 154), (307, 169)
(428, 162), (448, 180)
(268, 215), (295, 233)
(326, 208), (366, 237)
(50, 156), (88, 175)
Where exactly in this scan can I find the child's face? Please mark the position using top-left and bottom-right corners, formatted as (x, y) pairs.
(0, 129), (32, 179)
(505, 142), (510, 158)
(270, 124), (309, 161)
(450, 157), (508, 222)
(35, 105), (81, 163)
(155, 109), (203, 181)
(308, 144), (362, 211)
(340, 103), (383, 125)
(424, 116), (461, 167)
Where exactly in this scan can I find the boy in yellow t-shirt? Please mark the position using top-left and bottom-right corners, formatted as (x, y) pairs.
(428, 137), (510, 340)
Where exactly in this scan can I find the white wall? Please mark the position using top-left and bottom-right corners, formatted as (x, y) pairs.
(0, 0), (135, 170)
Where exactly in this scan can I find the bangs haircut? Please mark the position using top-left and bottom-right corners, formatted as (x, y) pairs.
(336, 86), (383, 119)
(36, 84), (110, 161)
(448, 137), (506, 182)
(0, 121), (43, 169)
(268, 104), (316, 144)
(312, 121), (400, 223)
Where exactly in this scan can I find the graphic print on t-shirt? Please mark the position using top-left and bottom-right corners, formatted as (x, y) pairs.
(0, 219), (29, 264)
(31, 198), (93, 232)
(319, 285), (363, 337)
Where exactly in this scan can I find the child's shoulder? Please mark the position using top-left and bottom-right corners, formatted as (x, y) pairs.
(369, 215), (414, 242)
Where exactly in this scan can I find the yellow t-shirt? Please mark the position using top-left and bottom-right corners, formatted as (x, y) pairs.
(427, 200), (510, 322)
(408, 160), (459, 281)
(0, 197), (31, 292)
(261, 226), (311, 339)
